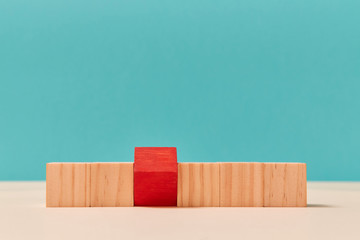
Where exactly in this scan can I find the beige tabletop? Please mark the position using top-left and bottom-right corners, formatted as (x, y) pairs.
(0, 182), (359, 240)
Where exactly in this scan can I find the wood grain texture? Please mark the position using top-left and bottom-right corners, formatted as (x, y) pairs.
(177, 163), (220, 207)
(46, 163), (90, 207)
(90, 163), (133, 207)
(85, 163), (91, 207)
(134, 147), (177, 206)
(264, 163), (307, 207)
(220, 163), (264, 207)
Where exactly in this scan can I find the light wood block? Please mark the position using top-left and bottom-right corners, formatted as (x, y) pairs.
(264, 163), (307, 207)
(177, 163), (220, 207)
(46, 163), (90, 207)
(90, 163), (134, 207)
(220, 163), (264, 207)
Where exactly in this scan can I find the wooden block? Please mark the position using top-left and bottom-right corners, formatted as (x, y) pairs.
(90, 163), (133, 207)
(177, 163), (220, 207)
(134, 147), (177, 206)
(46, 163), (90, 207)
(264, 163), (307, 207)
(220, 163), (264, 207)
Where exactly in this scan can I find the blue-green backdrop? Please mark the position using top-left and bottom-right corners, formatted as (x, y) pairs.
(0, 0), (359, 180)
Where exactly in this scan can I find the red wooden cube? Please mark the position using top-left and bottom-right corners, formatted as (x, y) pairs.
(134, 147), (177, 206)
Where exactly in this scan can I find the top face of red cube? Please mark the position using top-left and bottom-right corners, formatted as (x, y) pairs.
(134, 147), (177, 173)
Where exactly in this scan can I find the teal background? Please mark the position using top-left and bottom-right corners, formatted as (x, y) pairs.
(0, 0), (359, 181)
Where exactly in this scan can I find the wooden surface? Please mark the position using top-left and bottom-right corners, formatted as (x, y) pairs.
(90, 163), (133, 207)
(177, 163), (220, 207)
(134, 147), (178, 206)
(264, 163), (307, 207)
(2, 182), (360, 240)
(220, 163), (264, 207)
(46, 163), (90, 207)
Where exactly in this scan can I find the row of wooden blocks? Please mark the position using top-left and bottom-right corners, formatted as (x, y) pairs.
(46, 162), (306, 207)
